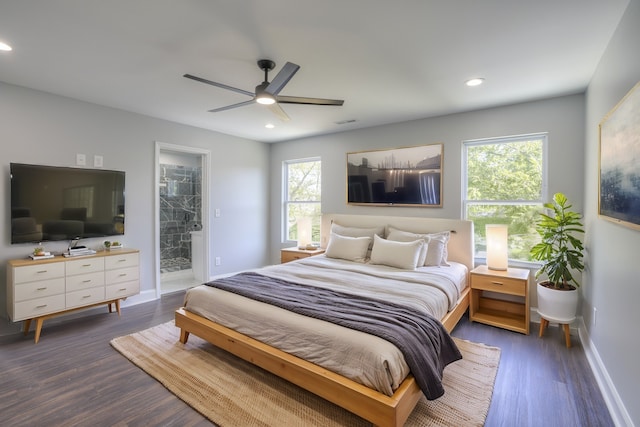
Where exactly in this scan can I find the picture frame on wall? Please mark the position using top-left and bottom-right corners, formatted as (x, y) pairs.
(599, 80), (640, 230)
(346, 143), (443, 207)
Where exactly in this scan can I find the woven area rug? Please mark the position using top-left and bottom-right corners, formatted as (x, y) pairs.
(111, 321), (500, 426)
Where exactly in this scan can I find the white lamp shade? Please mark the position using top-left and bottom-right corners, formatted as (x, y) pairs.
(486, 224), (508, 270)
(297, 217), (312, 249)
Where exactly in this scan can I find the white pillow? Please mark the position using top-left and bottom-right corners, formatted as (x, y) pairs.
(388, 227), (450, 266)
(324, 233), (371, 263)
(423, 234), (447, 266)
(369, 235), (425, 270)
(386, 228), (430, 266)
(428, 231), (451, 266)
(331, 223), (385, 249)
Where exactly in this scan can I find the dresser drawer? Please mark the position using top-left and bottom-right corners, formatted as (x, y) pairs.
(13, 262), (65, 284)
(66, 257), (105, 276)
(14, 278), (65, 302)
(14, 294), (66, 320)
(106, 280), (140, 299)
(105, 266), (139, 285)
(66, 287), (106, 309)
(66, 271), (105, 292)
(105, 253), (139, 270)
(471, 274), (526, 296)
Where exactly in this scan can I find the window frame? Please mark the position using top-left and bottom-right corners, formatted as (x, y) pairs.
(462, 133), (548, 266)
(282, 157), (322, 244)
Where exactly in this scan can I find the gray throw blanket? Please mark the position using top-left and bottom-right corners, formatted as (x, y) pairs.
(206, 271), (462, 399)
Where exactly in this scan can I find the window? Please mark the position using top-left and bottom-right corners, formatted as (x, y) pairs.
(283, 158), (321, 244)
(463, 134), (547, 263)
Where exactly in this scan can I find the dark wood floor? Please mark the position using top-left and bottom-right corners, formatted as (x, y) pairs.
(0, 291), (613, 427)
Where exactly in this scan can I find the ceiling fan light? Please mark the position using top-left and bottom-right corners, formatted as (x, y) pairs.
(256, 94), (276, 105)
(0, 42), (12, 51)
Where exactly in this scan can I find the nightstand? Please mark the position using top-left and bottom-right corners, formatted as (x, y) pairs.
(280, 247), (325, 264)
(469, 265), (530, 334)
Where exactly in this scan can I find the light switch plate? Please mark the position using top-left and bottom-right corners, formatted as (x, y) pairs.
(76, 153), (86, 166)
(94, 155), (104, 168)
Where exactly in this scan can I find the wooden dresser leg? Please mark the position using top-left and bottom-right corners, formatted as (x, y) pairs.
(34, 318), (44, 344)
(563, 324), (571, 348)
(23, 319), (32, 335)
(115, 300), (121, 316)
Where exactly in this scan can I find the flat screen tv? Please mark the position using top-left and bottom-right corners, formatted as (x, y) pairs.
(10, 163), (125, 244)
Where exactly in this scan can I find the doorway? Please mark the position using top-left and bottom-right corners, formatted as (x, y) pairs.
(155, 142), (211, 296)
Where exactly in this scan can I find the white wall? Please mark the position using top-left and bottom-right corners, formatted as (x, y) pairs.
(583, 0), (639, 425)
(270, 93), (586, 277)
(0, 82), (270, 333)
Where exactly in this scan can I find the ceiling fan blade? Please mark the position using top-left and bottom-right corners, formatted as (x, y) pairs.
(184, 74), (254, 97)
(268, 103), (291, 122)
(208, 99), (255, 113)
(276, 95), (344, 106)
(265, 62), (300, 95)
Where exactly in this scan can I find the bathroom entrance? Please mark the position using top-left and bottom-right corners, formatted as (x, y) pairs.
(155, 143), (210, 296)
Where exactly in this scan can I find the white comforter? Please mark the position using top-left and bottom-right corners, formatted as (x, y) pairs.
(183, 256), (467, 396)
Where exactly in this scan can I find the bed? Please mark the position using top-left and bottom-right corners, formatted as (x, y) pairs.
(175, 214), (474, 427)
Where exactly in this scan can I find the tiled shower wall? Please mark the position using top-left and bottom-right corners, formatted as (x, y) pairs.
(159, 163), (202, 273)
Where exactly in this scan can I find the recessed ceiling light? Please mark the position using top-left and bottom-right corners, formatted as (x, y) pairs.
(465, 78), (484, 87)
(0, 42), (12, 51)
(265, 123), (275, 129)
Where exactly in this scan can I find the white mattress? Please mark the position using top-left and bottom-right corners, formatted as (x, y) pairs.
(183, 256), (467, 396)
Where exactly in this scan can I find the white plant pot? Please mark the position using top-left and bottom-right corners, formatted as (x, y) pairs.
(537, 282), (579, 323)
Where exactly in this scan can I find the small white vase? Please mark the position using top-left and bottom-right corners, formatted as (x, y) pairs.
(537, 282), (579, 323)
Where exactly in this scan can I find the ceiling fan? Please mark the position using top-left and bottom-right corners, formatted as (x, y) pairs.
(184, 59), (344, 122)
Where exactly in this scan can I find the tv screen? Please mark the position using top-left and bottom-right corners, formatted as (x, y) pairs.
(10, 163), (125, 244)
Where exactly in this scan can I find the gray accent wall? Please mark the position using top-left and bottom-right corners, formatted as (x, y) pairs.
(270, 93), (586, 269)
(584, 0), (639, 425)
(0, 82), (270, 333)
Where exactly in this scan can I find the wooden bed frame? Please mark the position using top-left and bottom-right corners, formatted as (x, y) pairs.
(175, 215), (474, 427)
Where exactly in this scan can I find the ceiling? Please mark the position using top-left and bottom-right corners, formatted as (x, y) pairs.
(0, 1), (629, 143)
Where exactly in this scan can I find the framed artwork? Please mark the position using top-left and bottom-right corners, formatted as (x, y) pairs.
(599, 80), (640, 230)
(346, 143), (443, 207)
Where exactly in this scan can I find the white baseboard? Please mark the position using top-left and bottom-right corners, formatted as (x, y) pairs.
(578, 321), (634, 427)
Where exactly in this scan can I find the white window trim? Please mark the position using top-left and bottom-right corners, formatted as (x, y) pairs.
(461, 133), (548, 266)
(282, 157), (321, 244)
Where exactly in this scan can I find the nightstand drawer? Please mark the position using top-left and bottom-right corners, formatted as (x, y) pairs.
(471, 274), (526, 296)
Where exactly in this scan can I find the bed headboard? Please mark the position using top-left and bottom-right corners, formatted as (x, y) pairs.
(321, 214), (475, 271)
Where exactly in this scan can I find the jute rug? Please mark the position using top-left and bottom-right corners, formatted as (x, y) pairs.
(111, 321), (500, 426)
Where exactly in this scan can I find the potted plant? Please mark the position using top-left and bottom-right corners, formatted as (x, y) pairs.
(530, 192), (584, 323)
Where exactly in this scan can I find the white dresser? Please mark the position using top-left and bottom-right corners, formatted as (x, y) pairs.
(7, 248), (140, 343)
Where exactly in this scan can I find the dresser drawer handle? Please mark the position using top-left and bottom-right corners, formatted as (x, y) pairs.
(37, 287), (47, 291)
(83, 280), (92, 283)
(119, 287), (127, 291)
(82, 264), (92, 267)
(36, 304), (48, 308)
(82, 295), (92, 298)
(118, 273), (127, 277)
(490, 281), (504, 285)
(37, 270), (48, 274)
(117, 259), (127, 262)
